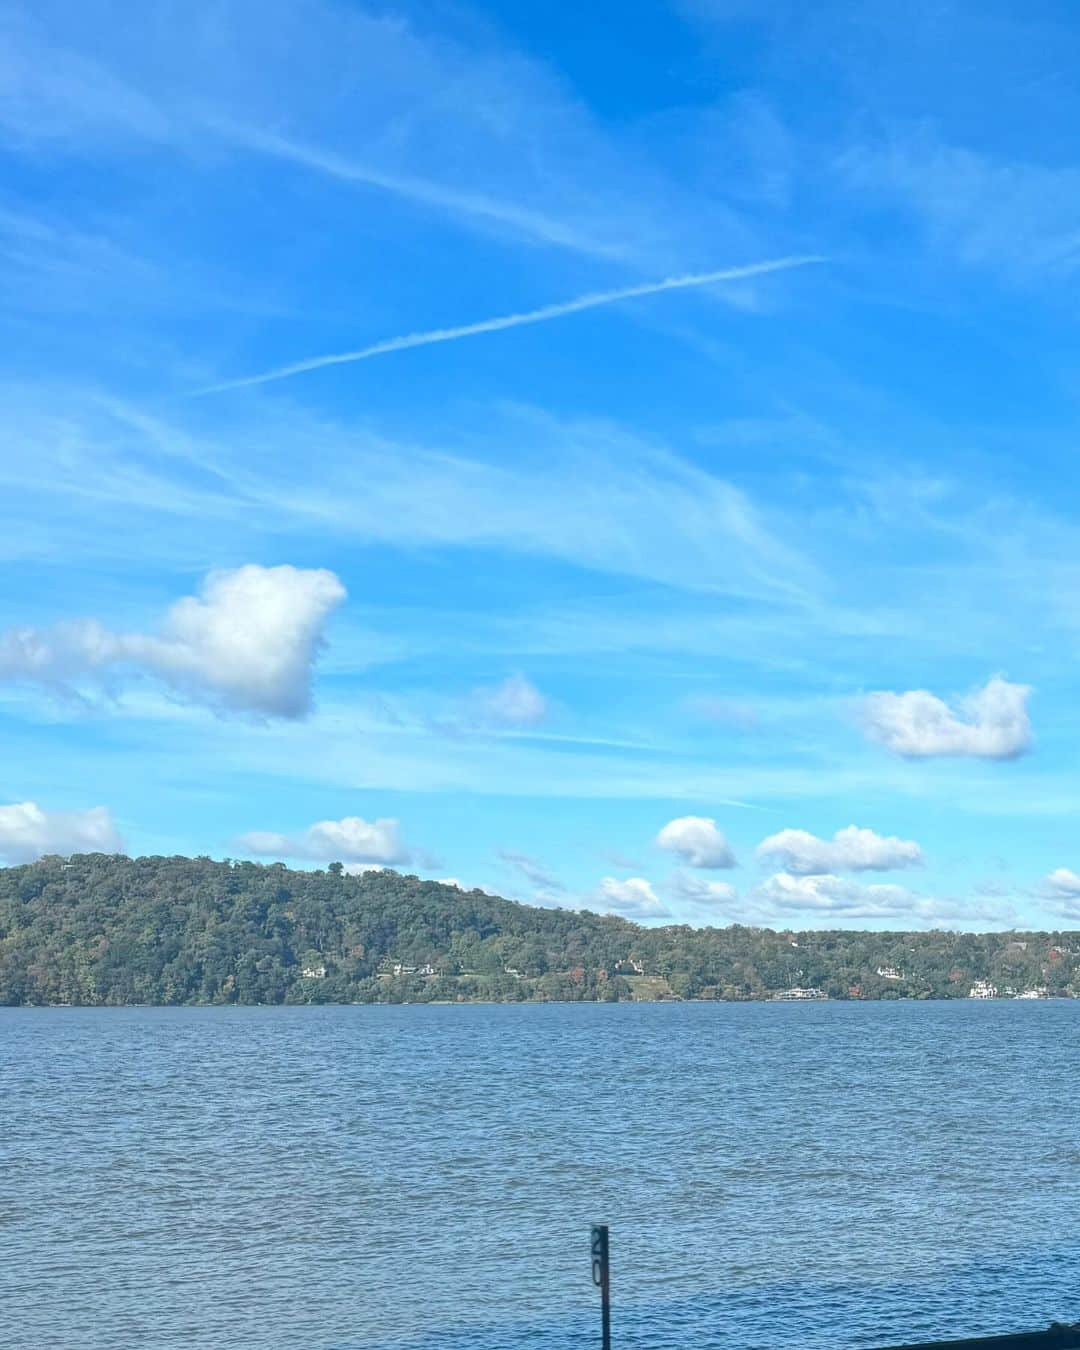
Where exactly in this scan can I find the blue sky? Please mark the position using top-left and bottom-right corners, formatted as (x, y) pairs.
(5, 0), (1080, 929)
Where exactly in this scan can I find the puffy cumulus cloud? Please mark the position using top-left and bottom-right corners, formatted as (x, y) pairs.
(0, 800), (123, 864)
(0, 564), (346, 719)
(756, 825), (923, 875)
(655, 816), (735, 869)
(754, 872), (924, 918)
(475, 673), (548, 727)
(672, 871), (738, 908)
(860, 676), (1031, 759)
(593, 876), (668, 919)
(238, 815), (412, 865)
(1043, 868), (1080, 918)
(1042, 869), (1080, 923)
(1045, 867), (1080, 898)
(748, 873), (1014, 929)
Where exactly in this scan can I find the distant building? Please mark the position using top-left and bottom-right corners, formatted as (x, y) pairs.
(969, 979), (997, 999)
(876, 966), (903, 980)
(301, 964), (327, 979)
(378, 960), (422, 976)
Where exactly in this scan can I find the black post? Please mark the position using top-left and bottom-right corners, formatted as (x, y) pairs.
(591, 1223), (611, 1350)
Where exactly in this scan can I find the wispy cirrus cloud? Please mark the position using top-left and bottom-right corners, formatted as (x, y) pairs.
(197, 256), (824, 394)
(210, 120), (636, 263)
(496, 847), (565, 892)
(0, 0), (761, 272)
(474, 674), (549, 728)
(838, 129), (1080, 283)
(4, 391), (818, 604)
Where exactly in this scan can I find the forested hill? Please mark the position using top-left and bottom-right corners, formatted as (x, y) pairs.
(0, 853), (1077, 1006)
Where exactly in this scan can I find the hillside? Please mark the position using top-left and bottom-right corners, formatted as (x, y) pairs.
(0, 854), (1077, 1006)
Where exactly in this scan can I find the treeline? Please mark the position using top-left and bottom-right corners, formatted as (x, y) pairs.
(0, 854), (1077, 1006)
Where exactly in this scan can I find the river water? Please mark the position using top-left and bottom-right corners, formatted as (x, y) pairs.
(3, 1000), (1079, 1348)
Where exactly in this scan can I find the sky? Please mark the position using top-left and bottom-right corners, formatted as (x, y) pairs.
(5, 0), (1080, 931)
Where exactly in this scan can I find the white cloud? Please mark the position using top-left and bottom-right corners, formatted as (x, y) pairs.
(8, 390), (818, 605)
(746, 873), (1015, 929)
(860, 676), (1032, 759)
(1045, 868), (1080, 919)
(655, 815), (735, 868)
(238, 815), (412, 865)
(0, 800), (123, 863)
(756, 824), (923, 875)
(672, 871), (738, 907)
(236, 831), (293, 856)
(202, 257), (823, 394)
(838, 131), (1080, 284)
(1044, 867), (1080, 898)
(476, 673), (548, 727)
(496, 847), (564, 891)
(0, 0), (758, 274)
(593, 876), (668, 919)
(436, 877), (505, 897)
(754, 871), (923, 917)
(0, 564), (346, 718)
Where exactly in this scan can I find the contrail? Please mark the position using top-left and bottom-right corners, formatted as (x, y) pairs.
(196, 254), (825, 395)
